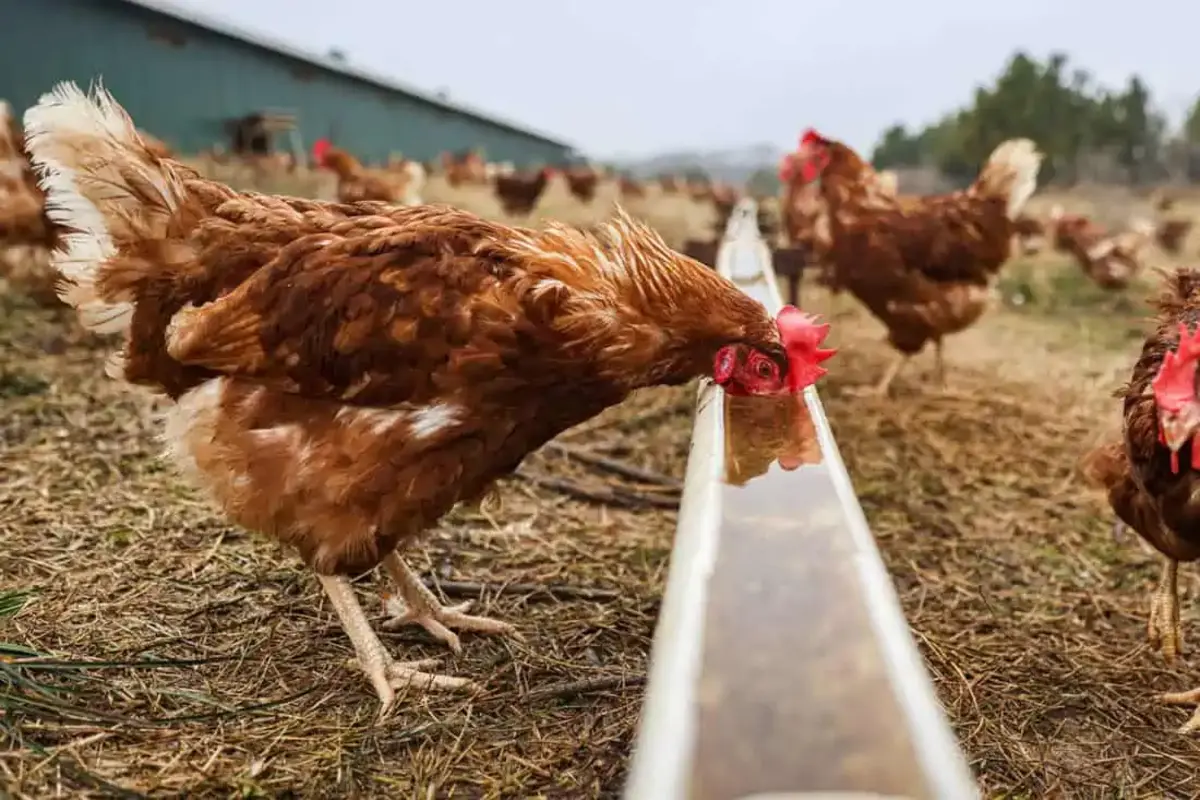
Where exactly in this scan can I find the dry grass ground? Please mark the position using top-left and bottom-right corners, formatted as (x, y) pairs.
(5, 182), (1200, 798)
(805, 191), (1200, 798)
(1, 289), (696, 798)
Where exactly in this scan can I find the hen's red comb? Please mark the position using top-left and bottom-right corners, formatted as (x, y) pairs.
(312, 138), (332, 162)
(800, 129), (823, 146)
(776, 305), (836, 391)
(1152, 322), (1200, 412)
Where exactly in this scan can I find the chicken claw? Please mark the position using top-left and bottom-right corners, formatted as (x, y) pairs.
(346, 655), (477, 721)
(381, 552), (520, 654)
(1148, 560), (1182, 663)
(1158, 686), (1200, 734)
(318, 574), (476, 722)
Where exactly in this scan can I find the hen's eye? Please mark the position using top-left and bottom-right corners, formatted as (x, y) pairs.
(756, 360), (773, 378)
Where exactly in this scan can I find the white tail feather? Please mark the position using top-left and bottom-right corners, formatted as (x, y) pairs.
(23, 81), (186, 336)
(979, 138), (1043, 220)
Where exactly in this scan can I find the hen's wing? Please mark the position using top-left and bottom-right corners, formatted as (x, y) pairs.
(165, 204), (561, 407)
(1084, 438), (1170, 543)
(843, 192), (1010, 287)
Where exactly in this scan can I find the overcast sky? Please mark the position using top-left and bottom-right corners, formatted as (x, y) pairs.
(179, 0), (1200, 159)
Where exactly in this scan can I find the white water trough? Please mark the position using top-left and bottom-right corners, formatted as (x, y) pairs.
(624, 200), (978, 800)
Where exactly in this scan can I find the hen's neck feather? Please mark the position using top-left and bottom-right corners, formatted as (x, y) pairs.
(491, 208), (773, 390)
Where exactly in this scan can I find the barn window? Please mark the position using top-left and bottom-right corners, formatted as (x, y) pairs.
(146, 25), (187, 48)
(291, 66), (316, 82)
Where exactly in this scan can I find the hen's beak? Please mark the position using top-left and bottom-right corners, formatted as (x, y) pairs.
(1161, 417), (1193, 453)
(1160, 415), (1198, 474)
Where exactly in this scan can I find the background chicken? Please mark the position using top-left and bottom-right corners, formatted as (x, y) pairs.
(779, 178), (833, 289)
(1050, 205), (1155, 290)
(778, 129), (1043, 395)
(561, 166), (599, 204)
(618, 175), (646, 200)
(313, 138), (419, 205)
(1082, 268), (1200, 733)
(0, 103), (51, 244)
(1156, 218), (1193, 256)
(0, 100), (61, 304)
(493, 167), (554, 216)
(440, 149), (488, 188)
(26, 83), (831, 719)
(779, 153), (915, 297)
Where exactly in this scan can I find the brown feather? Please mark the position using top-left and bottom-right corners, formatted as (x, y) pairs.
(783, 137), (1038, 357)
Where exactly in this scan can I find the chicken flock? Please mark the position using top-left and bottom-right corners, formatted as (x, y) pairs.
(5, 80), (1200, 739)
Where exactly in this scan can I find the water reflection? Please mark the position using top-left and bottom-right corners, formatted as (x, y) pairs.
(703, 388), (938, 797)
(723, 391), (822, 485)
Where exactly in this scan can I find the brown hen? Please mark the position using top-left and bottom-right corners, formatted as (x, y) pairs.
(1049, 205), (1155, 290)
(493, 167), (553, 216)
(1083, 268), (1200, 733)
(780, 130), (1043, 395)
(26, 82), (814, 719)
(313, 139), (414, 205)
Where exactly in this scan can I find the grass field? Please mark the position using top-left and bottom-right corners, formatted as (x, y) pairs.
(4, 181), (1200, 797)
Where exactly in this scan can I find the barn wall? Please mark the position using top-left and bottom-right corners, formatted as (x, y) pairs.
(0, 0), (572, 166)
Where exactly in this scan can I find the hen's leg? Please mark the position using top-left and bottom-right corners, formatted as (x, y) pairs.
(932, 339), (947, 387)
(873, 355), (905, 396)
(847, 353), (906, 397)
(1148, 559), (1183, 663)
(318, 574), (475, 720)
(380, 552), (519, 654)
(1158, 686), (1200, 733)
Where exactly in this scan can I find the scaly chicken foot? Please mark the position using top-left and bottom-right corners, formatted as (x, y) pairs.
(317, 574), (476, 721)
(380, 552), (519, 654)
(1148, 559), (1182, 663)
(1158, 687), (1200, 734)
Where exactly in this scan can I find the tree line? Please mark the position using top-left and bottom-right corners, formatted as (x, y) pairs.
(871, 51), (1200, 185)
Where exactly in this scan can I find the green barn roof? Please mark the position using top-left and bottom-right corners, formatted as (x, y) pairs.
(115, 0), (578, 153)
